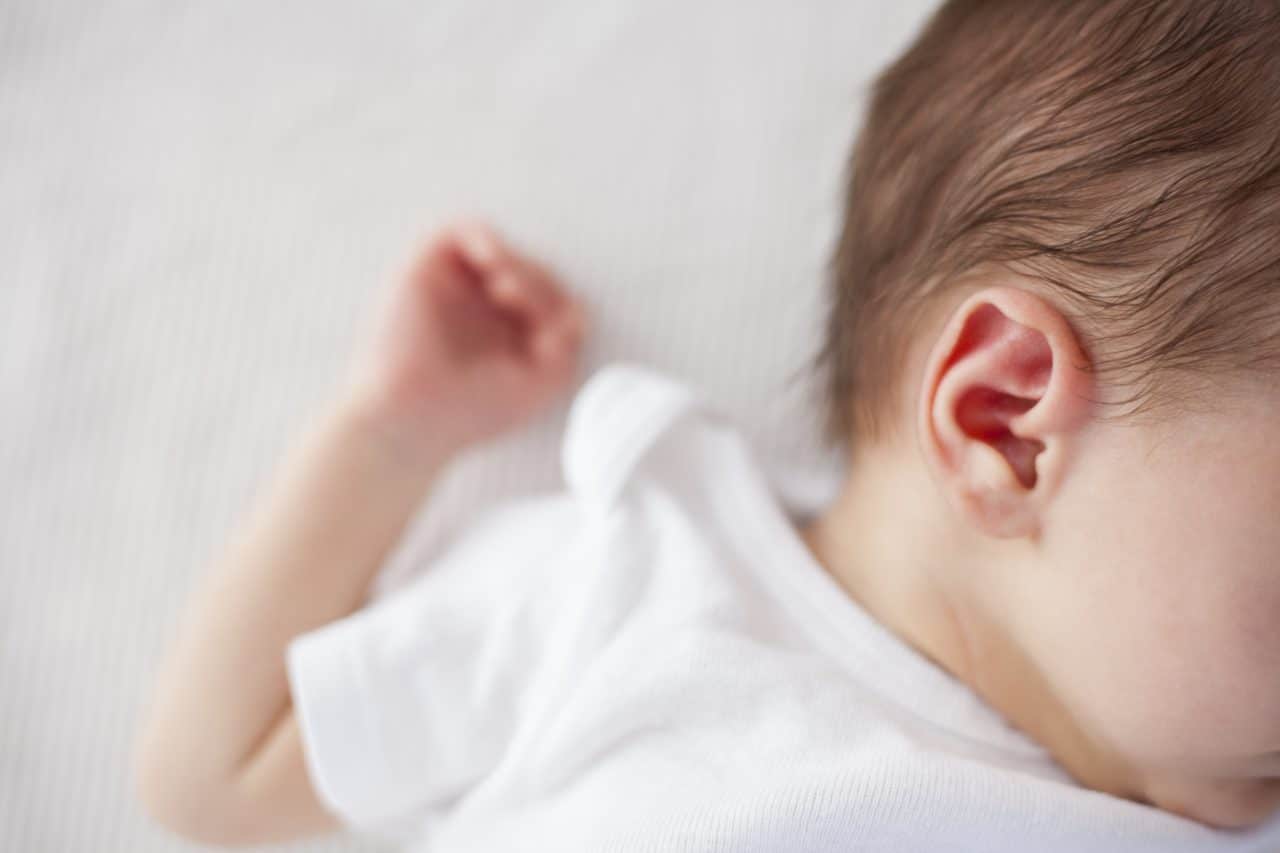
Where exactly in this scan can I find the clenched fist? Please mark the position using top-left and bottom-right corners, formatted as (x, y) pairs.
(344, 222), (587, 461)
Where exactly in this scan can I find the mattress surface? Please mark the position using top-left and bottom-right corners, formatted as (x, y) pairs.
(0, 2), (936, 849)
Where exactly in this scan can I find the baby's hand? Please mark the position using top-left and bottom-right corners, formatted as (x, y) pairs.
(344, 222), (587, 460)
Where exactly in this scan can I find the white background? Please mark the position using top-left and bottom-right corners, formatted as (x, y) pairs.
(0, 2), (937, 849)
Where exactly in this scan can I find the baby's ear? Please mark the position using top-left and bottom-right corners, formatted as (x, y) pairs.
(917, 286), (1094, 539)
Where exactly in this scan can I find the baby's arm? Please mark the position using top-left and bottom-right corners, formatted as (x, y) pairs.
(134, 223), (585, 846)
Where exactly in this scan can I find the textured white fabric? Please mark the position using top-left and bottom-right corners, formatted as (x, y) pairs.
(287, 365), (1280, 853)
(2, 3), (947, 850)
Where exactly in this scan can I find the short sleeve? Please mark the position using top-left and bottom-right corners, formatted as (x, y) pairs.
(285, 493), (583, 839)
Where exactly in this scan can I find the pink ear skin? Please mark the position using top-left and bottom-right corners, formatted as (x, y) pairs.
(917, 287), (1094, 539)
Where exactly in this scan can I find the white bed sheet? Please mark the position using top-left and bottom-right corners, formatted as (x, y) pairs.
(0, 2), (937, 849)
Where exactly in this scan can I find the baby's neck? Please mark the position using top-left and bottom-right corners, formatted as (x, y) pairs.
(800, 445), (1146, 806)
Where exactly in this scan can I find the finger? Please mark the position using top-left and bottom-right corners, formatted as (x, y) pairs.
(531, 297), (588, 364)
(445, 219), (567, 290)
(531, 324), (576, 368)
(405, 230), (461, 282)
(449, 221), (507, 274)
(509, 256), (572, 313)
(455, 221), (567, 290)
(486, 269), (565, 326)
(567, 297), (589, 337)
(437, 222), (580, 334)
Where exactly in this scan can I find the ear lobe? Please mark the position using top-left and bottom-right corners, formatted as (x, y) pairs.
(920, 288), (1092, 538)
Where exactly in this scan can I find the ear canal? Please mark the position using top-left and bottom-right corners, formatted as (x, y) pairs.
(955, 388), (1044, 488)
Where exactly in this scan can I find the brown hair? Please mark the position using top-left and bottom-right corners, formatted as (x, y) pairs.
(820, 0), (1280, 442)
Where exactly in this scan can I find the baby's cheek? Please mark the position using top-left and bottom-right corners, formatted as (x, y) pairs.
(1055, 582), (1268, 769)
(1222, 567), (1280, 680)
(1168, 564), (1280, 744)
(1101, 587), (1280, 772)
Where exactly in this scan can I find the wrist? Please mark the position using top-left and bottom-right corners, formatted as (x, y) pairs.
(323, 388), (462, 490)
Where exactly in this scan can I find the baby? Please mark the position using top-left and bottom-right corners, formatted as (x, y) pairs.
(135, 0), (1280, 850)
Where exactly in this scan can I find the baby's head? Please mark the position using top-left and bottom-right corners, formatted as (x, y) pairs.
(817, 0), (1280, 830)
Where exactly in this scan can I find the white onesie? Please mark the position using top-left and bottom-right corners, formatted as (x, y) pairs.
(286, 364), (1280, 852)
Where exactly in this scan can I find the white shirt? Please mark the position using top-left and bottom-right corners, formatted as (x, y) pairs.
(287, 364), (1280, 852)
